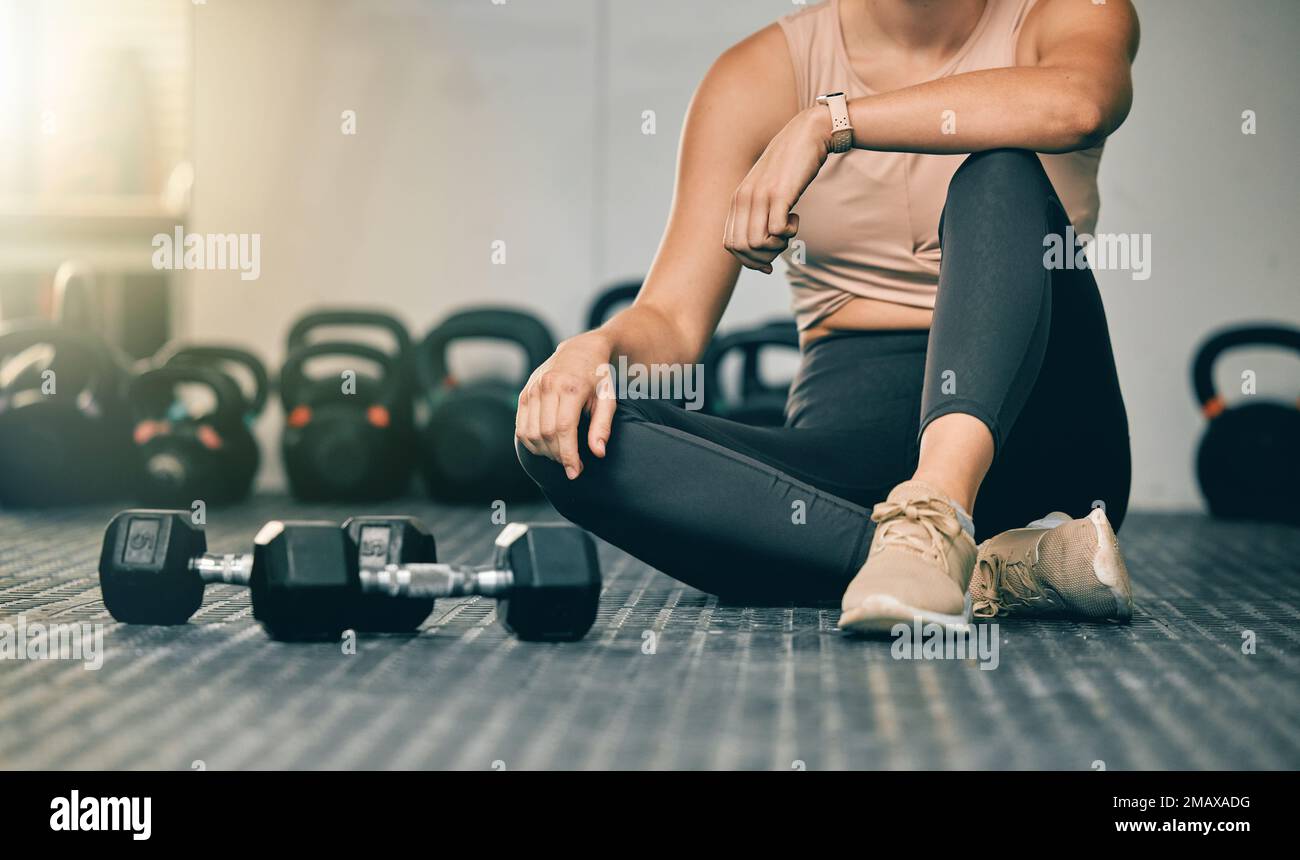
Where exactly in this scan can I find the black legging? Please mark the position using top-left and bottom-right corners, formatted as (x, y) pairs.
(519, 149), (1131, 602)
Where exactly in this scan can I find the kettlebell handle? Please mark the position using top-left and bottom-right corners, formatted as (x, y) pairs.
(159, 344), (270, 417)
(0, 321), (109, 402)
(129, 364), (245, 425)
(52, 260), (101, 334)
(702, 320), (800, 412)
(279, 341), (404, 411)
(417, 307), (556, 393)
(1191, 324), (1300, 418)
(586, 281), (642, 330)
(286, 308), (413, 359)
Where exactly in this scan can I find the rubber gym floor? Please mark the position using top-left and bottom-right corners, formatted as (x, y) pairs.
(1, 498), (1298, 771)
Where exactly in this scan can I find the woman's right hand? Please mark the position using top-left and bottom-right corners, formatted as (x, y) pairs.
(515, 331), (618, 481)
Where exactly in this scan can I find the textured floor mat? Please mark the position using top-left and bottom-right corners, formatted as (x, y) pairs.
(1, 499), (1297, 770)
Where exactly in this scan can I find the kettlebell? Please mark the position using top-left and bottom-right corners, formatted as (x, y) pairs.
(1191, 323), (1300, 525)
(51, 260), (102, 334)
(417, 307), (556, 502)
(128, 343), (269, 506)
(286, 308), (415, 397)
(128, 364), (255, 506)
(280, 340), (413, 501)
(702, 320), (800, 427)
(0, 322), (132, 506)
(161, 344), (270, 419)
(586, 280), (642, 330)
(280, 309), (416, 501)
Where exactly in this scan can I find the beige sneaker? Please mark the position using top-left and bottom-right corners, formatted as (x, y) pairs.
(968, 508), (1133, 621)
(838, 480), (978, 635)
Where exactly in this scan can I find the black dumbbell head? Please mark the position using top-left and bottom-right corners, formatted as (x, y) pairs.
(342, 515), (438, 632)
(99, 510), (207, 625)
(496, 524), (601, 641)
(250, 521), (356, 641)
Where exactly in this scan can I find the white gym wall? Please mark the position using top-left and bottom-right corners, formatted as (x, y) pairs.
(180, 0), (1300, 506)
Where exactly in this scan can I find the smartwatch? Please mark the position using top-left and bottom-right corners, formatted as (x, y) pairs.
(815, 92), (853, 153)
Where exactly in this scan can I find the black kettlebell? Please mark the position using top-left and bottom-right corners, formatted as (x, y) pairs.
(286, 309), (415, 400)
(280, 341), (413, 501)
(0, 322), (132, 507)
(161, 344), (270, 420)
(280, 309), (416, 501)
(128, 364), (256, 507)
(128, 343), (268, 506)
(702, 320), (800, 427)
(417, 307), (556, 502)
(1191, 324), (1300, 525)
(586, 280), (642, 330)
(52, 260), (102, 335)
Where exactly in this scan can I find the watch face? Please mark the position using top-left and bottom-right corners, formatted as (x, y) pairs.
(818, 92), (845, 101)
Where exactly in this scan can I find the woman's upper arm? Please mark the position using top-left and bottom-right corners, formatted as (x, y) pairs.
(632, 23), (800, 361)
(1020, 0), (1140, 141)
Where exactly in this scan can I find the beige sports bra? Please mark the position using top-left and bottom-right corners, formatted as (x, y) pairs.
(778, 0), (1103, 331)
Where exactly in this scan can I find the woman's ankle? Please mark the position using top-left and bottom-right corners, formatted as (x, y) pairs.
(913, 412), (994, 513)
(907, 471), (972, 511)
(906, 472), (977, 536)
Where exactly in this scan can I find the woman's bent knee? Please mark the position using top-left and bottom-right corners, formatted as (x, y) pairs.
(949, 148), (1045, 193)
(515, 405), (649, 524)
(516, 437), (563, 489)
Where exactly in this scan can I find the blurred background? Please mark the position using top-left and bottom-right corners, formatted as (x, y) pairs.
(0, 0), (1296, 507)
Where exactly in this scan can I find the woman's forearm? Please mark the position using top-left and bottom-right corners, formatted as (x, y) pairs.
(840, 65), (1118, 156)
(604, 304), (707, 365)
(835, 0), (1139, 157)
(590, 303), (706, 369)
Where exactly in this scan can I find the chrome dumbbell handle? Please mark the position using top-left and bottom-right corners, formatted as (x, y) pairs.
(190, 553), (254, 586)
(357, 563), (515, 599)
(357, 522), (531, 599)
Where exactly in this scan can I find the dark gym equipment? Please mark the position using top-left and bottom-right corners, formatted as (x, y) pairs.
(1191, 323), (1300, 525)
(585, 280), (642, 330)
(51, 260), (102, 335)
(417, 307), (556, 502)
(161, 344), (270, 418)
(286, 308), (416, 390)
(0, 261), (135, 507)
(98, 510), (437, 637)
(0, 322), (132, 507)
(129, 345), (268, 506)
(99, 509), (599, 642)
(50, 260), (136, 371)
(701, 319), (800, 427)
(345, 515), (438, 632)
(280, 309), (416, 502)
(354, 521), (602, 641)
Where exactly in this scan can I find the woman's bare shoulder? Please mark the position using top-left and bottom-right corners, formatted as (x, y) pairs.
(697, 23), (799, 128)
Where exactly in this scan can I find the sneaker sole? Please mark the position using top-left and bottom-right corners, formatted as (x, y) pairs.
(838, 594), (973, 637)
(1088, 507), (1133, 621)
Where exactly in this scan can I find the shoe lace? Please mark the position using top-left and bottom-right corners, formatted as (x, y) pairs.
(970, 551), (1045, 617)
(869, 499), (961, 571)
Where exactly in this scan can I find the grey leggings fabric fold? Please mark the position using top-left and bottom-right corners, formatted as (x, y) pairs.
(519, 149), (1131, 601)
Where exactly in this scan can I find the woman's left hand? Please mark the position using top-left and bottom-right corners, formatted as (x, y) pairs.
(724, 107), (831, 273)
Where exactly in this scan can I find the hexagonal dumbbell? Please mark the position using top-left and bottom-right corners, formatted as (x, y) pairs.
(98, 509), (436, 636)
(358, 522), (602, 641)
